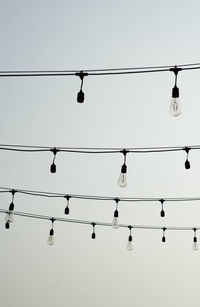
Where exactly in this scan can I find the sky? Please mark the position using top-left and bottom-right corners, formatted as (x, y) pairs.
(1, 0), (200, 306)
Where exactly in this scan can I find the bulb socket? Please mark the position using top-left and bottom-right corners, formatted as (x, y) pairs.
(162, 236), (166, 243)
(49, 228), (54, 236)
(185, 159), (190, 169)
(64, 206), (69, 215)
(160, 209), (165, 217)
(91, 232), (96, 239)
(193, 236), (197, 243)
(172, 85), (179, 98)
(50, 163), (56, 173)
(77, 90), (84, 103)
(128, 235), (132, 242)
(114, 209), (119, 218)
(9, 202), (14, 211)
(121, 163), (127, 174)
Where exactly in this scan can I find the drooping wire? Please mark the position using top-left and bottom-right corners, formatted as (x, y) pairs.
(1, 62), (200, 77)
(2, 186), (200, 205)
(1, 207), (199, 232)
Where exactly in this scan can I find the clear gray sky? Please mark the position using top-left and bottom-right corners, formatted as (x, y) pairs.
(1, 1), (200, 306)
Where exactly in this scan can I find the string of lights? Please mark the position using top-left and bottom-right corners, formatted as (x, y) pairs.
(1, 208), (199, 251)
(1, 62), (200, 115)
(0, 143), (198, 185)
(2, 186), (200, 227)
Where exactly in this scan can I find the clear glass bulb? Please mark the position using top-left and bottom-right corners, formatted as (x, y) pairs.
(5, 212), (13, 223)
(169, 98), (182, 117)
(47, 235), (55, 246)
(112, 217), (119, 229)
(193, 241), (198, 251)
(127, 241), (133, 251)
(118, 173), (127, 187)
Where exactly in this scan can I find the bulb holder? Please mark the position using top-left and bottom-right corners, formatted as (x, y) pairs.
(128, 235), (132, 242)
(9, 202), (14, 211)
(50, 163), (56, 173)
(77, 90), (84, 103)
(162, 236), (166, 242)
(114, 209), (119, 218)
(49, 228), (54, 236)
(64, 206), (69, 215)
(185, 159), (190, 169)
(172, 85), (179, 98)
(160, 209), (165, 217)
(193, 236), (197, 243)
(91, 232), (96, 239)
(121, 163), (127, 174)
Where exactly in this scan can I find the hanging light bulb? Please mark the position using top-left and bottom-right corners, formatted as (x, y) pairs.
(50, 148), (59, 173)
(47, 218), (55, 246)
(184, 147), (191, 169)
(160, 199), (165, 217)
(118, 149), (128, 187)
(75, 71), (88, 103)
(112, 198), (120, 229)
(162, 227), (166, 243)
(127, 226), (133, 251)
(91, 222), (96, 239)
(193, 228), (198, 251)
(64, 195), (71, 215)
(5, 211), (14, 223)
(5, 190), (16, 226)
(169, 66), (182, 117)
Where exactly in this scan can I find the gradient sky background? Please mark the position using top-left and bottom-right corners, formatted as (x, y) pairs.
(1, 1), (200, 306)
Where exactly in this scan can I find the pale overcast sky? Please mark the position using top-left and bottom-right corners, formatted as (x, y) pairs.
(1, 1), (200, 306)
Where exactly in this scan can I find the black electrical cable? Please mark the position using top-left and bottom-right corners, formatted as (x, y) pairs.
(0, 143), (200, 154)
(1, 186), (200, 203)
(1, 62), (200, 76)
(0, 208), (198, 231)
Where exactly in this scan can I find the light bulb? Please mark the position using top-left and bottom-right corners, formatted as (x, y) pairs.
(127, 241), (133, 251)
(127, 234), (133, 251)
(5, 212), (13, 223)
(112, 217), (119, 229)
(118, 173), (127, 187)
(169, 97), (181, 117)
(47, 227), (54, 245)
(47, 235), (54, 246)
(193, 241), (198, 251)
